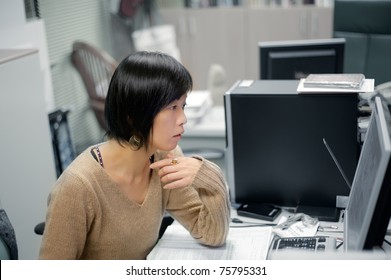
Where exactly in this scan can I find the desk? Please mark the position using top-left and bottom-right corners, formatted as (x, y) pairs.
(232, 207), (391, 259)
(150, 207), (391, 260)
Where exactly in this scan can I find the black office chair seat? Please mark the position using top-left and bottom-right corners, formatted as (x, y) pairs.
(0, 208), (18, 260)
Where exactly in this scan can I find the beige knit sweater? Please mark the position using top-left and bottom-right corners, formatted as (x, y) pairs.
(39, 146), (230, 260)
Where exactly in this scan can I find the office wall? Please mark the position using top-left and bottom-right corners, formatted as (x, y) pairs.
(0, 0), (24, 27)
(159, 6), (333, 90)
(0, 0), (55, 111)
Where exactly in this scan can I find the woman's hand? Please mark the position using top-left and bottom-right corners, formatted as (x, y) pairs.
(150, 156), (202, 189)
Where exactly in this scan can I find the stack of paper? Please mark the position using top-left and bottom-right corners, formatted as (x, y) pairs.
(303, 74), (365, 89)
(147, 223), (273, 260)
(297, 74), (374, 93)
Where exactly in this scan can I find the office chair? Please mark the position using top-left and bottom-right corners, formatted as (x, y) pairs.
(0, 204), (18, 260)
(71, 41), (119, 131)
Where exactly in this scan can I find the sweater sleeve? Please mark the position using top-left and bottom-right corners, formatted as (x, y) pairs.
(164, 156), (231, 247)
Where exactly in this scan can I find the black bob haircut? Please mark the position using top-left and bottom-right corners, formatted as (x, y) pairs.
(104, 51), (193, 147)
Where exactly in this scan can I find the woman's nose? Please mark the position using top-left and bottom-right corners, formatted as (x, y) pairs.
(179, 108), (187, 125)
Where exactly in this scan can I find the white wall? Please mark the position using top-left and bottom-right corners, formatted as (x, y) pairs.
(0, 0), (55, 111)
(0, 0), (25, 27)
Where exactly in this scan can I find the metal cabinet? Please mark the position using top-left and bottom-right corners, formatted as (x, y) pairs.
(0, 49), (57, 259)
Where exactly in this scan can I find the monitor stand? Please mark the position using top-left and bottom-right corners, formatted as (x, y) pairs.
(296, 205), (340, 222)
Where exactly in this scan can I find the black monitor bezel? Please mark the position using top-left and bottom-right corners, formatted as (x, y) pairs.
(259, 38), (345, 80)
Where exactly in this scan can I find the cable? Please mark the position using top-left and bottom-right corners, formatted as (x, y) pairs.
(230, 224), (276, 228)
(336, 241), (344, 249)
(230, 217), (276, 227)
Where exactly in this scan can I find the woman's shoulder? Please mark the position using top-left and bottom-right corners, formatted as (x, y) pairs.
(66, 148), (101, 175)
(52, 147), (105, 193)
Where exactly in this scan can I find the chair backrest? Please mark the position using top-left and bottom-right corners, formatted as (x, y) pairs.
(0, 208), (18, 260)
(71, 41), (119, 131)
(333, 0), (391, 86)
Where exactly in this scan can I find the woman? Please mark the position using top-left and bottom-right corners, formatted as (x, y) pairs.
(39, 51), (230, 259)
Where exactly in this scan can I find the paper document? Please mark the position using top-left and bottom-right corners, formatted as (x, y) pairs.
(147, 224), (273, 260)
(273, 216), (319, 238)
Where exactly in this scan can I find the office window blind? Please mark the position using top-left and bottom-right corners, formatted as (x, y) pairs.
(37, 0), (113, 153)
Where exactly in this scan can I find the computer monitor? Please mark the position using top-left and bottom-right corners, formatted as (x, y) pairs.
(225, 80), (359, 221)
(259, 38), (345, 80)
(344, 96), (391, 251)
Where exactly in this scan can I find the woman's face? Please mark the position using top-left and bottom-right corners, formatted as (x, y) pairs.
(150, 94), (187, 152)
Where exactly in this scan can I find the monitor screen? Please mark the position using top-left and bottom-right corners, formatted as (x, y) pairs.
(344, 96), (391, 251)
(259, 38), (345, 80)
(225, 80), (358, 214)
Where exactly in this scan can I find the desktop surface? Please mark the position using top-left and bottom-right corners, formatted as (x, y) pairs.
(149, 207), (391, 260)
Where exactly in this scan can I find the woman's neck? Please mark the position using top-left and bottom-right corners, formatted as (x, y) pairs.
(98, 140), (153, 178)
(97, 140), (155, 204)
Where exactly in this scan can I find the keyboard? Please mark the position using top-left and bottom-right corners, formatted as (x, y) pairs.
(271, 236), (336, 252)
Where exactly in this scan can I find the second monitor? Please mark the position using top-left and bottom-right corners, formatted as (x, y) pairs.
(259, 38), (345, 80)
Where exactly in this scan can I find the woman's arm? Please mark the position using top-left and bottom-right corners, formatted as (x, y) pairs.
(158, 159), (230, 246)
(151, 146), (230, 246)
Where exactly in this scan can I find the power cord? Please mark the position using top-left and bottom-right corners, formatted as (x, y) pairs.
(336, 241), (344, 249)
(383, 238), (391, 247)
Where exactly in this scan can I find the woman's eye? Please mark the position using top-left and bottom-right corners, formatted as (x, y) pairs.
(167, 101), (186, 111)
